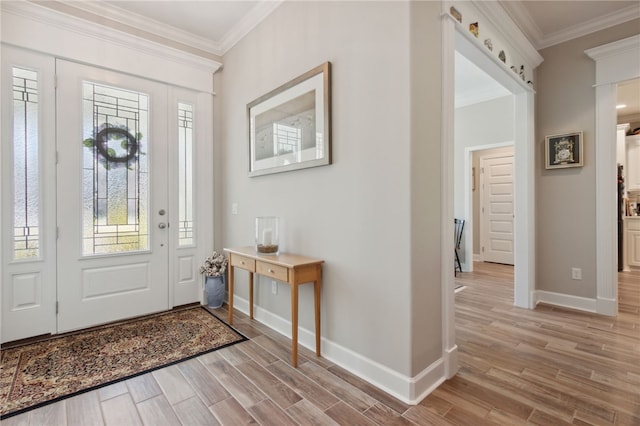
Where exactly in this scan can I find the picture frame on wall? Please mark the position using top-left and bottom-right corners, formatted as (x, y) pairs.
(247, 62), (332, 177)
(545, 131), (583, 169)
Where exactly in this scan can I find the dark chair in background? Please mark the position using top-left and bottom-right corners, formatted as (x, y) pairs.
(454, 218), (465, 276)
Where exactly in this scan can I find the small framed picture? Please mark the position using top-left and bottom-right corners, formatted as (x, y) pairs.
(545, 131), (583, 169)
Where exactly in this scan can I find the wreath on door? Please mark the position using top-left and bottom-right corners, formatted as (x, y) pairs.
(83, 124), (144, 170)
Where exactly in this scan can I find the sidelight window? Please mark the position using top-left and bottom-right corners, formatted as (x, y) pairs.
(177, 102), (194, 246)
(12, 67), (40, 260)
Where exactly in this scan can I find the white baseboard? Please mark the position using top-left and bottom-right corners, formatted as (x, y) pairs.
(473, 254), (481, 262)
(533, 290), (596, 313)
(232, 295), (446, 404)
(596, 297), (617, 316)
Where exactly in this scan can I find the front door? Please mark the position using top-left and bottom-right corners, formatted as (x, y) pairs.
(56, 60), (169, 332)
(480, 154), (514, 265)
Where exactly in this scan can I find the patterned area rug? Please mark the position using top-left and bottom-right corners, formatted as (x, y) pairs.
(0, 306), (246, 419)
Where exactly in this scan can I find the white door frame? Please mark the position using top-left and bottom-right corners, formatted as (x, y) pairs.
(586, 35), (640, 316)
(442, 15), (536, 378)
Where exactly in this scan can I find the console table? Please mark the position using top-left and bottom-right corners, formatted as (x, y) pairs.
(224, 246), (324, 367)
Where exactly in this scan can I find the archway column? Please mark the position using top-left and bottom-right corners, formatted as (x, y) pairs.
(586, 34), (640, 316)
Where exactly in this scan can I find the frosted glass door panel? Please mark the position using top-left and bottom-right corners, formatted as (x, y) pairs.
(82, 82), (149, 255)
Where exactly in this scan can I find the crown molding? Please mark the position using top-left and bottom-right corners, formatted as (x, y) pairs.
(585, 34), (640, 61)
(2, 1), (221, 84)
(472, 0), (543, 69)
(219, 0), (284, 54)
(498, 0), (543, 48)
(539, 4), (640, 50)
(57, 0), (225, 56)
(55, 0), (282, 57)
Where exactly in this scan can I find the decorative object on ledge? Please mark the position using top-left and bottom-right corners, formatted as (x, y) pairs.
(469, 22), (479, 37)
(248, 62), (331, 177)
(545, 131), (584, 169)
(498, 50), (506, 63)
(450, 6), (462, 23)
(200, 251), (229, 308)
(484, 38), (493, 51)
(519, 65), (525, 81)
(256, 216), (279, 255)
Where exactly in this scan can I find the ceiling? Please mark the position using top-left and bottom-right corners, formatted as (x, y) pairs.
(62, 0), (639, 113)
(71, 1), (640, 56)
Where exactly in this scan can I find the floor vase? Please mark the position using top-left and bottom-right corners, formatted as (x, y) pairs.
(205, 275), (225, 309)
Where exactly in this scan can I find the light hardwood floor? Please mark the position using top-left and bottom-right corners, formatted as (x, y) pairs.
(3, 263), (639, 425)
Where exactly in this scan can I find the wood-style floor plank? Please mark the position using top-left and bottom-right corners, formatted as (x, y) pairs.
(136, 394), (181, 426)
(101, 393), (142, 426)
(66, 391), (104, 426)
(152, 364), (196, 405)
(3, 263), (637, 425)
(209, 396), (256, 425)
(172, 396), (221, 426)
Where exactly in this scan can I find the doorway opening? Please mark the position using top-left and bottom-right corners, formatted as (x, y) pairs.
(442, 17), (536, 378)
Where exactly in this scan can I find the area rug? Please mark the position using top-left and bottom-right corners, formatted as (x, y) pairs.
(0, 306), (246, 419)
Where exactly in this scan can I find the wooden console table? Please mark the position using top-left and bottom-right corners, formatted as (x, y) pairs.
(224, 246), (324, 367)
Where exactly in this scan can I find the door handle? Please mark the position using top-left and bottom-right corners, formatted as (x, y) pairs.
(158, 223), (167, 229)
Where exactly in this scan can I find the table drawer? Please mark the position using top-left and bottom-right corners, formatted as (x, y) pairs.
(230, 254), (256, 272)
(626, 218), (640, 231)
(256, 261), (288, 282)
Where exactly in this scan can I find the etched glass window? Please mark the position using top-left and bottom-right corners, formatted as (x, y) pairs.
(82, 82), (149, 255)
(178, 102), (194, 246)
(12, 67), (40, 260)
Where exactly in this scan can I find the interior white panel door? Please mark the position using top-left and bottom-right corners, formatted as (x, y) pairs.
(56, 60), (169, 332)
(480, 154), (514, 265)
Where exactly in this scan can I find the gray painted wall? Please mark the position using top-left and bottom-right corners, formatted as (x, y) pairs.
(216, 1), (444, 379)
(535, 19), (640, 298)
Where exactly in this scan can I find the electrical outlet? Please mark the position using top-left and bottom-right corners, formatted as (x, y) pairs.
(571, 267), (582, 280)
(271, 281), (278, 295)
(232, 203), (239, 215)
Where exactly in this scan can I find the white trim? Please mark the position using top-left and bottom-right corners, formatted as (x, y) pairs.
(586, 35), (640, 86)
(498, 1), (543, 49)
(586, 35), (640, 317)
(441, 14), (458, 381)
(502, 2), (640, 50)
(472, 0), (543, 69)
(540, 5), (640, 50)
(58, 0), (283, 57)
(219, 1), (284, 54)
(1, 1), (221, 93)
(453, 16), (537, 95)
(231, 295), (446, 405)
(512, 90), (536, 310)
(534, 291), (597, 313)
(57, 0), (223, 56)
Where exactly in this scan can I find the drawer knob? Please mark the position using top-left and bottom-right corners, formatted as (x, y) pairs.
(268, 269), (274, 273)
(241, 261), (245, 264)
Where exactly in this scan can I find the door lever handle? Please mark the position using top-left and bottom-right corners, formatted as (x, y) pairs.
(158, 223), (167, 229)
